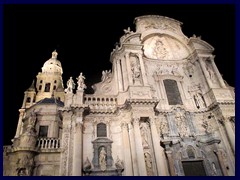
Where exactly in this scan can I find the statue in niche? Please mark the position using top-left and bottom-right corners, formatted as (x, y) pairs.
(153, 39), (167, 59)
(65, 77), (75, 93)
(140, 122), (149, 148)
(205, 61), (216, 83)
(130, 59), (141, 84)
(99, 147), (107, 171)
(101, 70), (112, 83)
(76, 72), (86, 90)
(144, 152), (153, 176)
(193, 93), (206, 109)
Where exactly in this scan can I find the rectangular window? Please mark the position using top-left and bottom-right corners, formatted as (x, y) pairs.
(163, 79), (183, 105)
(182, 161), (206, 176)
(39, 126), (48, 137)
(97, 123), (107, 137)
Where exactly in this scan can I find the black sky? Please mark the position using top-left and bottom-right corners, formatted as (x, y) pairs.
(3, 4), (235, 145)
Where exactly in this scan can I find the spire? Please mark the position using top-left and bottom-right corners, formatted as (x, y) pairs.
(27, 80), (35, 91)
(51, 50), (58, 59)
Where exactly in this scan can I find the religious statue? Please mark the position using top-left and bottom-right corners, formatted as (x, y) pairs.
(130, 60), (141, 84)
(99, 147), (107, 171)
(65, 77), (75, 93)
(205, 61), (215, 82)
(101, 70), (112, 82)
(140, 122), (149, 148)
(76, 72), (86, 90)
(153, 39), (167, 59)
(193, 93), (206, 109)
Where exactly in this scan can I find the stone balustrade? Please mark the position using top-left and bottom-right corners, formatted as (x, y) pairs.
(37, 137), (60, 149)
(84, 95), (117, 105)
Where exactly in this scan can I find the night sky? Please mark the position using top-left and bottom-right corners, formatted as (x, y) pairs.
(3, 4), (235, 145)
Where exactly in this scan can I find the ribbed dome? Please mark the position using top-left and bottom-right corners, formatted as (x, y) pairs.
(42, 50), (63, 74)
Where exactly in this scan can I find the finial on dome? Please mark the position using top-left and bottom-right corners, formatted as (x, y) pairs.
(52, 50), (58, 59)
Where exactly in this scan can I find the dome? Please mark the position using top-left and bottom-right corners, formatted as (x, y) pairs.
(42, 50), (63, 74)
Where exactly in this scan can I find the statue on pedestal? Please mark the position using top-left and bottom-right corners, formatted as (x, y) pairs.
(65, 77), (75, 93)
(76, 72), (87, 90)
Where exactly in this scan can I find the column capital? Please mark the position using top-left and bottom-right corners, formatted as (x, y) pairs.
(132, 117), (140, 125)
(121, 121), (128, 129)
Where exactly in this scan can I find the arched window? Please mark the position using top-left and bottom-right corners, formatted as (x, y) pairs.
(163, 79), (183, 105)
(53, 85), (56, 90)
(26, 97), (31, 103)
(97, 123), (107, 137)
(44, 83), (51, 92)
(39, 85), (42, 91)
(54, 80), (57, 83)
(40, 80), (43, 84)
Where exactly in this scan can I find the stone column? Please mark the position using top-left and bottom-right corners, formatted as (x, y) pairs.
(133, 118), (147, 176)
(198, 59), (211, 89)
(15, 109), (25, 138)
(117, 59), (124, 92)
(209, 57), (226, 88)
(224, 118), (235, 154)
(121, 55), (128, 91)
(165, 151), (176, 176)
(150, 118), (168, 175)
(30, 92), (35, 106)
(72, 121), (83, 176)
(21, 92), (28, 108)
(128, 123), (139, 175)
(138, 53), (148, 86)
(214, 150), (228, 176)
(125, 53), (134, 85)
(121, 122), (133, 175)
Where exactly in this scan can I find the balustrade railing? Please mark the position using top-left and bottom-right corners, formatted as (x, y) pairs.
(37, 137), (60, 149)
(84, 95), (117, 105)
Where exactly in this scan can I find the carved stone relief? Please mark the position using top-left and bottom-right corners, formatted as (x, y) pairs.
(143, 35), (189, 60)
(160, 117), (169, 137)
(174, 110), (190, 138)
(16, 154), (34, 176)
(154, 63), (183, 77)
(144, 151), (154, 176)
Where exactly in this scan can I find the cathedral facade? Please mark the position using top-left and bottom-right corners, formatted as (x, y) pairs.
(3, 15), (235, 176)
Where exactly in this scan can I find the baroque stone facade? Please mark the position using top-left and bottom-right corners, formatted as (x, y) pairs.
(3, 15), (235, 176)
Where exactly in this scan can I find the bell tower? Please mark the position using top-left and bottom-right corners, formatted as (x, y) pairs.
(35, 50), (65, 102)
